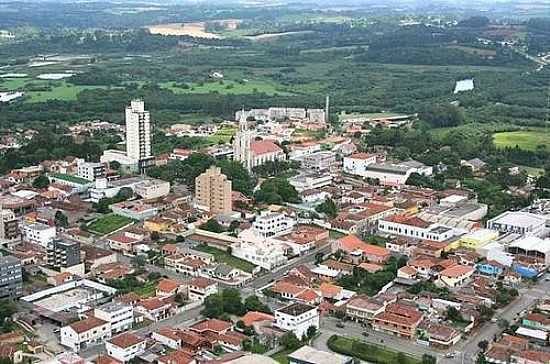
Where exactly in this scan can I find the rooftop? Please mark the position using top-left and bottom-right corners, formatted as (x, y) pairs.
(277, 302), (316, 317)
(289, 345), (351, 364)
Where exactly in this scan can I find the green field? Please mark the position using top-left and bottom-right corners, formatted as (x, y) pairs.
(160, 79), (294, 96)
(493, 130), (550, 151)
(327, 335), (421, 364)
(0, 78), (108, 102)
(270, 348), (294, 364)
(206, 127), (236, 145)
(86, 214), (134, 235)
(194, 244), (256, 273)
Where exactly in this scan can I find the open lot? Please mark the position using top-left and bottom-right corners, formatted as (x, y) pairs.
(148, 22), (220, 39)
(493, 130), (550, 151)
(86, 214), (134, 235)
(194, 244), (255, 273)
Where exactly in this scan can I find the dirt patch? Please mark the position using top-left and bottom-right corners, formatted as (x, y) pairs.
(148, 22), (221, 39)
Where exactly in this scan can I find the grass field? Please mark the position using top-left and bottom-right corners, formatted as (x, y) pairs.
(270, 348), (295, 364)
(160, 79), (294, 96)
(86, 214), (134, 235)
(206, 127), (236, 145)
(194, 244), (256, 273)
(327, 335), (421, 364)
(0, 78), (108, 102)
(493, 130), (550, 151)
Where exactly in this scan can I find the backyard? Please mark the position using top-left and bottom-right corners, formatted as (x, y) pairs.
(86, 214), (134, 235)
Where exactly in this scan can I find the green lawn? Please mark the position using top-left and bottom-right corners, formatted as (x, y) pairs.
(327, 335), (421, 364)
(493, 130), (550, 152)
(329, 230), (346, 239)
(0, 77), (110, 102)
(270, 348), (295, 364)
(206, 127), (236, 145)
(193, 244), (256, 273)
(520, 165), (544, 177)
(52, 173), (92, 185)
(160, 79), (294, 96)
(86, 214), (134, 235)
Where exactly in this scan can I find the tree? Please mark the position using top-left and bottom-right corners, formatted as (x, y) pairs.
(54, 211), (69, 229)
(132, 255), (146, 269)
(32, 175), (50, 189)
(255, 177), (301, 204)
(199, 219), (225, 233)
(478, 340), (489, 352)
(244, 295), (271, 314)
(202, 293), (225, 318)
(150, 231), (160, 241)
(306, 326), (317, 340)
(315, 252), (324, 265)
(109, 161), (121, 170)
(315, 198), (338, 218)
(280, 332), (301, 350)
(446, 307), (462, 322)
(396, 352), (408, 364)
(222, 288), (246, 316)
(422, 354), (437, 364)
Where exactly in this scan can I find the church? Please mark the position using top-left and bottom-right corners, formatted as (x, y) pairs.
(233, 113), (286, 171)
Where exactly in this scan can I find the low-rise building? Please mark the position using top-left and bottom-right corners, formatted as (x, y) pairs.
(378, 215), (455, 242)
(105, 333), (146, 363)
(135, 298), (175, 322)
(0, 256), (22, 299)
(60, 317), (111, 352)
(134, 179), (170, 200)
(274, 303), (320, 340)
(438, 265), (474, 288)
(94, 302), (133, 334)
(289, 173), (333, 192)
(487, 211), (547, 237)
(252, 211), (295, 238)
(187, 277), (218, 302)
(21, 222), (56, 247)
(372, 303), (423, 339)
(77, 162), (106, 181)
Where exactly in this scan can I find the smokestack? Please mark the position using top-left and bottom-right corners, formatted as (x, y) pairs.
(325, 95), (330, 123)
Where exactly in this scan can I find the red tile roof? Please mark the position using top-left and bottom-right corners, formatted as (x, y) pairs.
(69, 317), (108, 334)
(189, 277), (216, 289)
(109, 333), (144, 349)
(157, 278), (184, 293)
(158, 350), (194, 364)
(348, 153), (376, 160)
(440, 265), (474, 278)
(250, 140), (283, 156)
(241, 311), (275, 327)
(190, 319), (232, 334)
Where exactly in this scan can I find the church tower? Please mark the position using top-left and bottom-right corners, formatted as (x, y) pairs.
(233, 109), (254, 170)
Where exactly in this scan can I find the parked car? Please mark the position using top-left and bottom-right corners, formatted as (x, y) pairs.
(336, 321), (345, 328)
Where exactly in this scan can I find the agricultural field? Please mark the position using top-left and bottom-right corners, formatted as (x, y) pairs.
(206, 127), (236, 145)
(493, 130), (550, 151)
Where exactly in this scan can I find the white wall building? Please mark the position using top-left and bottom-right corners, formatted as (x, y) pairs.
(343, 153), (377, 176)
(487, 211), (547, 237)
(105, 333), (146, 363)
(289, 143), (322, 160)
(60, 317), (111, 352)
(378, 216), (455, 242)
(289, 173), (332, 192)
(252, 211), (295, 238)
(126, 99), (152, 162)
(134, 179), (170, 200)
(94, 302), (133, 334)
(21, 222), (56, 247)
(274, 303), (320, 340)
(77, 162), (106, 181)
(234, 229), (287, 270)
(187, 277), (218, 302)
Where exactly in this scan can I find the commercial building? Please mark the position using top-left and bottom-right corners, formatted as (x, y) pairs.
(47, 239), (81, 269)
(300, 151), (336, 171)
(195, 166), (232, 215)
(288, 346), (353, 364)
(487, 211), (547, 237)
(0, 256), (22, 299)
(372, 303), (424, 339)
(94, 302), (134, 334)
(252, 211), (295, 238)
(378, 215), (455, 242)
(110, 201), (158, 221)
(134, 179), (170, 200)
(274, 303), (320, 340)
(21, 222), (56, 247)
(106, 333), (146, 363)
(77, 162), (106, 181)
(0, 209), (19, 244)
(343, 153), (377, 176)
(289, 173), (332, 192)
(234, 230), (288, 270)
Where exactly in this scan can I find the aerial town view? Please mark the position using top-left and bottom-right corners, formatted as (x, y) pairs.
(0, 0), (550, 363)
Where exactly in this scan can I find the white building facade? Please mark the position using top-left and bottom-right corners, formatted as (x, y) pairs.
(21, 222), (56, 247)
(274, 303), (320, 340)
(94, 302), (134, 334)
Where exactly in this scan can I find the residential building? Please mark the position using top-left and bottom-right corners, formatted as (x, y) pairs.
(134, 179), (170, 200)
(0, 209), (19, 244)
(0, 256), (22, 299)
(125, 99), (152, 163)
(372, 303), (423, 339)
(438, 265), (474, 288)
(105, 333), (146, 363)
(487, 211), (547, 237)
(346, 295), (389, 323)
(60, 317), (111, 352)
(94, 302), (134, 334)
(331, 235), (391, 264)
(378, 215), (455, 242)
(111, 200), (158, 221)
(47, 238), (81, 268)
(252, 211), (295, 238)
(187, 277), (218, 302)
(77, 162), (106, 181)
(135, 298), (175, 322)
(288, 346), (353, 364)
(301, 151), (336, 171)
(343, 153), (377, 176)
(21, 222), (56, 247)
(289, 143), (322, 159)
(234, 230), (288, 270)
(274, 303), (320, 340)
(195, 166), (232, 215)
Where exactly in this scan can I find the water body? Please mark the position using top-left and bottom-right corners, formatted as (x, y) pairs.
(454, 79), (475, 94)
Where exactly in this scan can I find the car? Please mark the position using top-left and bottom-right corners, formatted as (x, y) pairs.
(362, 331), (369, 337)
(53, 328), (60, 334)
(444, 353), (455, 358)
(491, 317), (498, 323)
(336, 322), (345, 328)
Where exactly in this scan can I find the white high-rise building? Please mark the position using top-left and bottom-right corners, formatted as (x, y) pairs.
(125, 100), (152, 162)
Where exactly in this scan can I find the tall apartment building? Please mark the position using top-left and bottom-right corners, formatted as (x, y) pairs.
(195, 166), (232, 215)
(0, 256), (23, 299)
(125, 100), (152, 162)
(77, 162), (106, 181)
(0, 209), (20, 244)
(47, 238), (81, 268)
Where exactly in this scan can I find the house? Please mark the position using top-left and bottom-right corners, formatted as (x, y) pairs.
(271, 281), (308, 300)
(397, 266), (417, 280)
(422, 323), (461, 348)
(510, 350), (550, 364)
(522, 313), (550, 332)
(94, 302), (134, 334)
(187, 277), (218, 302)
(105, 333), (146, 363)
(152, 327), (209, 353)
(135, 298), (175, 322)
(438, 265), (474, 288)
(372, 303), (423, 339)
(477, 260), (505, 277)
(331, 235), (390, 264)
(60, 317), (111, 352)
(274, 303), (320, 340)
(461, 158), (487, 173)
(241, 311), (275, 327)
(343, 153), (377, 177)
(157, 350), (196, 364)
(156, 278), (186, 297)
(165, 254), (208, 277)
(346, 295), (391, 323)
